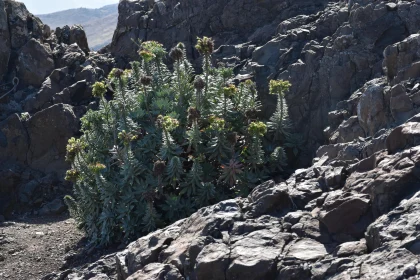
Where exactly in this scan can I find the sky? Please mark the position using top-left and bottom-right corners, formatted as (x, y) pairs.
(19, 0), (119, 14)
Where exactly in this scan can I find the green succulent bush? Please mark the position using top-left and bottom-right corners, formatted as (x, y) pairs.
(64, 38), (293, 245)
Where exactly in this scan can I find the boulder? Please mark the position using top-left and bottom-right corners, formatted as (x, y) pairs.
(357, 80), (387, 136)
(386, 118), (420, 154)
(345, 146), (420, 217)
(318, 191), (370, 236)
(69, 25), (90, 54)
(0, 113), (28, 164)
(246, 180), (292, 218)
(39, 198), (66, 215)
(286, 239), (330, 261)
(384, 34), (420, 84)
(334, 240), (367, 257)
(27, 104), (79, 175)
(194, 243), (229, 280)
(366, 190), (420, 252)
(23, 67), (73, 112)
(329, 116), (365, 144)
(226, 230), (292, 280)
(17, 39), (55, 88)
(4, 0), (45, 50)
(53, 43), (86, 69)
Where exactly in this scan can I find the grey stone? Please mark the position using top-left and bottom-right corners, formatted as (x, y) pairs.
(17, 39), (55, 88)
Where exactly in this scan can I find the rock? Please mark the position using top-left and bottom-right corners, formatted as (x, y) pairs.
(39, 199), (66, 215)
(127, 263), (184, 280)
(226, 230), (293, 280)
(17, 39), (55, 88)
(384, 34), (420, 84)
(19, 180), (40, 204)
(27, 104), (79, 175)
(0, 0), (10, 82)
(318, 191), (370, 235)
(286, 239), (329, 261)
(366, 190), (420, 252)
(56, 25), (90, 54)
(23, 67), (73, 112)
(358, 248), (419, 280)
(69, 25), (89, 54)
(330, 116), (365, 144)
(246, 180), (292, 218)
(4, 0), (45, 50)
(194, 243), (229, 280)
(0, 114), (29, 164)
(52, 80), (91, 105)
(62, 254), (118, 280)
(357, 80), (387, 136)
(110, 0), (331, 67)
(54, 43), (86, 69)
(345, 146), (420, 218)
(334, 240), (367, 257)
(386, 115), (420, 154)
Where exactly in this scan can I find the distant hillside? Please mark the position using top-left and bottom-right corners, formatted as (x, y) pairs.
(38, 4), (118, 51)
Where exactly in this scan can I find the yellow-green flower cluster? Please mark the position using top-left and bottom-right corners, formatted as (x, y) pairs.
(108, 68), (124, 79)
(141, 41), (166, 60)
(209, 116), (225, 131)
(92, 81), (106, 98)
(245, 79), (254, 87)
(66, 137), (87, 162)
(269, 80), (292, 96)
(248, 121), (267, 137)
(89, 163), (106, 173)
(195, 36), (214, 55)
(139, 50), (156, 62)
(159, 115), (179, 132)
(108, 68), (131, 86)
(65, 169), (80, 182)
(223, 84), (237, 98)
(118, 130), (138, 145)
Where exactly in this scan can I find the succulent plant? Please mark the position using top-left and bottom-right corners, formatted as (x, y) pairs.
(64, 38), (295, 246)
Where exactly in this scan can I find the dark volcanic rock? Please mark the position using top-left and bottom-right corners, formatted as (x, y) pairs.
(0, 0), (10, 82)
(110, 0), (330, 67)
(0, 0), (115, 217)
(17, 38), (55, 88)
(27, 103), (79, 175)
(56, 25), (90, 54)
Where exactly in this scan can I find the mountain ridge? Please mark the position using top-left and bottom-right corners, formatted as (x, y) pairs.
(37, 3), (118, 50)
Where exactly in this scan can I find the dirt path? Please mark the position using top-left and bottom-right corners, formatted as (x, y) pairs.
(0, 214), (84, 280)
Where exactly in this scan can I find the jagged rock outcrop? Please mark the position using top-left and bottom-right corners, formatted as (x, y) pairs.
(0, 0), (115, 217)
(109, 0), (331, 67)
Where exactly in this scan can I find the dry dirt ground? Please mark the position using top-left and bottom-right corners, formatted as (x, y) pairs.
(0, 214), (84, 280)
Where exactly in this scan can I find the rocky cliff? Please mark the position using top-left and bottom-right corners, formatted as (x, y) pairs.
(44, 0), (420, 279)
(0, 0), (114, 218)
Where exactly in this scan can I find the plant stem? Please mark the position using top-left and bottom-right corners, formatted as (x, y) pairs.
(204, 54), (210, 107)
